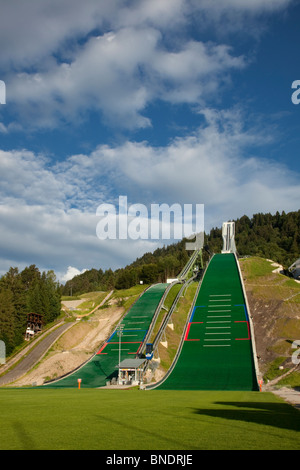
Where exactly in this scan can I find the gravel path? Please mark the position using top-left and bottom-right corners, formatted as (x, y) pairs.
(270, 387), (300, 409)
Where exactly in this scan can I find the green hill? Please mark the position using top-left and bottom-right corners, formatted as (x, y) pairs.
(240, 256), (300, 387)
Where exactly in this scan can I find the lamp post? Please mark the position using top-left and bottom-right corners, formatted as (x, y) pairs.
(117, 324), (124, 384)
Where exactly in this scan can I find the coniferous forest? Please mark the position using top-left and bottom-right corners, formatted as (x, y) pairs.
(0, 209), (299, 355)
(208, 210), (300, 266)
(0, 266), (61, 356)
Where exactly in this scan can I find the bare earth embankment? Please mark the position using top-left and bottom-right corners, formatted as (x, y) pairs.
(11, 301), (124, 386)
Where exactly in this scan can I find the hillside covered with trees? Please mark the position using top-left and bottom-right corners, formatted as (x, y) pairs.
(0, 266), (61, 356)
(207, 210), (300, 267)
(63, 239), (190, 295)
(63, 209), (299, 296)
(1, 209), (298, 355)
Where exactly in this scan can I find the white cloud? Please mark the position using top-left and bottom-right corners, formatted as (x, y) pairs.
(60, 266), (88, 283)
(115, 0), (187, 30)
(5, 0), (294, 131)
(0, 0), (122, 69)
(0, 150), (69, 207)
(0, 0), (294, 133)
(0, 0), (292, 70)
(0, 198), (158, 281)
(7, 26), (246, 130)
(0, 0), (293, 80)
(84, 109), (300, 227)
(0, 108), (299, 277)
(0, 0), (298, 280)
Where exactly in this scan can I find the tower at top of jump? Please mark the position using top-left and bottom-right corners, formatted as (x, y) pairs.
(221, 221), (236, 254)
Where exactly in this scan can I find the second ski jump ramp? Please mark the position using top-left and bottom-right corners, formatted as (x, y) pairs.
(44, 283), (168, 388)
(149, 254), (259, 391)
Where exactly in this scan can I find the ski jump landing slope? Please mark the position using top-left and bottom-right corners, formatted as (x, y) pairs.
(44, 283), (168, 388)
(153, 254), (259, 391)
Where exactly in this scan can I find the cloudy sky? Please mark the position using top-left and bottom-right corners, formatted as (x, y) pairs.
(0, 0), (300, 282)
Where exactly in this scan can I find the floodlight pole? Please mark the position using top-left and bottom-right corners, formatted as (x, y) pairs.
(118, 324), (124, 385)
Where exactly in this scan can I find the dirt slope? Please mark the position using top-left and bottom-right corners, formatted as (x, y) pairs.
(12, 305), (124, 386)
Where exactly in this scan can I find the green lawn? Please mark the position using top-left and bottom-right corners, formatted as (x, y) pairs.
(0, 388), (299, 450)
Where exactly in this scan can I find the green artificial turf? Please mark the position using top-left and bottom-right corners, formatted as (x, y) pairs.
(44, 283), (168, 388)
(158, 254), (258, 391)
(0, 388), (299, 450)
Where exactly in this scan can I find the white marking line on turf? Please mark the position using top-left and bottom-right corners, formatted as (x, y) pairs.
(206, 326), (231, 329)
(209, 294), (231, 297)
(122, 328), (142, 330)
(208, 310), (231, 312)
(207, 305), (231, 307)
(205, 332), (231, 335)
(207, 315), (231, 318)
(207, 321), (231, 323)
(204, 339), (231, 341)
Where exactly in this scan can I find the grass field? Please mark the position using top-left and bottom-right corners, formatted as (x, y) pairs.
(0, 388), (299, 450)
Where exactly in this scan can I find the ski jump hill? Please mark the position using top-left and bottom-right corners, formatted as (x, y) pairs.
(43, 220), (259, 391)
(147, 253), (259, 391)
(43, 283), (169, 388)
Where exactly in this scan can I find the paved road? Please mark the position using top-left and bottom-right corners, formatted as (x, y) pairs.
(0, 323), (73, 386)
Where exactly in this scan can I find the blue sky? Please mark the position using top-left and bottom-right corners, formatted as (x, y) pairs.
(0, 0), (299, 282)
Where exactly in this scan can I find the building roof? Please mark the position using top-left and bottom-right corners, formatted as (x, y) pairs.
(117, 358), (146, 369)
(289, 258), (300, 279)
(290, 258), (300, 267)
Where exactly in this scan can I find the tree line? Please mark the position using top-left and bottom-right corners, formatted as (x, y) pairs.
(0, 265), (61, 356)
(207, 210), (300, 267)
(63, 209), (300, 295)
(62, 239), (190, 295)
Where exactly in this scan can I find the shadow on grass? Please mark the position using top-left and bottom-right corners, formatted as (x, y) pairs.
(13, 422), (36, 450)
(193, 401), (300, 432)
(94, 413), (199, 450)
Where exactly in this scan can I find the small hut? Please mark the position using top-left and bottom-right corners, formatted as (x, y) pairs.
(25, 313), (43, 340)
(117, 358), (147, 385)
